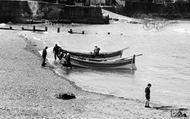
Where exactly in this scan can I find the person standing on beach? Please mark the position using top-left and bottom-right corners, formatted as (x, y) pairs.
(145, 83), (151, 108)
(42, 46), (48, 67)
(53, 44), (60, 61)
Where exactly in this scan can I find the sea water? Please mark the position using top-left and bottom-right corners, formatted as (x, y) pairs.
(23, 20), (190, 108)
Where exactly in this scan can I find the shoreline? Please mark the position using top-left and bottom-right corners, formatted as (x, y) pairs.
(22, 33), (142, 103)
(22, 30), (189, 111)
(0, 23), (189, 118)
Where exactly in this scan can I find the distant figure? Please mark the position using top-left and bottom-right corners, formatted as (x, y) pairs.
(53, 44), (60, 60)
(42, 46), (48, 67)
(145, 83), (152, 108)
(65, 53), (72, 68)
(93, 46), (100, 56)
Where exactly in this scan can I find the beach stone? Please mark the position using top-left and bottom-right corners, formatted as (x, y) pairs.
(55, 92), (76, 100)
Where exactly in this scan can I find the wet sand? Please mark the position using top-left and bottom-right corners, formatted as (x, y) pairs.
(0, 26), (177, 119)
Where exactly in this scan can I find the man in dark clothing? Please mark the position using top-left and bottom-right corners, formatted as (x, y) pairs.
(93, 46), (100, 57)
(65, 53), (72, 68)
(145, 83), (151, 108)
(53, 44), (60, 61)
(42, 46), (48, 67)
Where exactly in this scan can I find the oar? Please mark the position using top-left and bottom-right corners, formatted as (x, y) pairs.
(135, 54), (143, 57)
(121, 47), (130, 51)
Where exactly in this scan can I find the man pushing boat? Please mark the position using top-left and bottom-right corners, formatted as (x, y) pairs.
(93, 46), (100, 57)
(53, 44), (61, 61)
(65, 53), (72, 69)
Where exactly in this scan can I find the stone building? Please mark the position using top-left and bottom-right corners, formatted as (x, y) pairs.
(0, 0), (109, 24)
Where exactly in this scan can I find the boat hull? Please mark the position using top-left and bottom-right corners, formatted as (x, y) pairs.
(60, 48), (124, 59)
(70, 56), (137, 70)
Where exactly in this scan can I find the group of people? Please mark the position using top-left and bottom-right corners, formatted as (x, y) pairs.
(41, 44), (72, 68)
(41, 45), (101, 67)
(41, 44), (152, 108)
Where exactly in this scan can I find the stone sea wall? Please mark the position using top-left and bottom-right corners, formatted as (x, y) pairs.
(124, 1), (190, 19)
(0, 0), (109, 24)
(103, 1), (190, 19)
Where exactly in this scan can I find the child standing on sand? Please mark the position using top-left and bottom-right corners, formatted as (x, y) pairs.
(145, 83), (151, 108)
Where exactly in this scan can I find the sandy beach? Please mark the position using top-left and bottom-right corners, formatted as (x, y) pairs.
(1, 9), (190, 118)
(0, 24), (179, 119)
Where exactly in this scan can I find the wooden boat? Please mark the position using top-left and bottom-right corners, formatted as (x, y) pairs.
(59, 47), (129, 59)
(69, 55), (137, 70)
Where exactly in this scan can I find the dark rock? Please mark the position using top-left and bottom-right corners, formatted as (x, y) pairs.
(55, 92), (76, 100)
